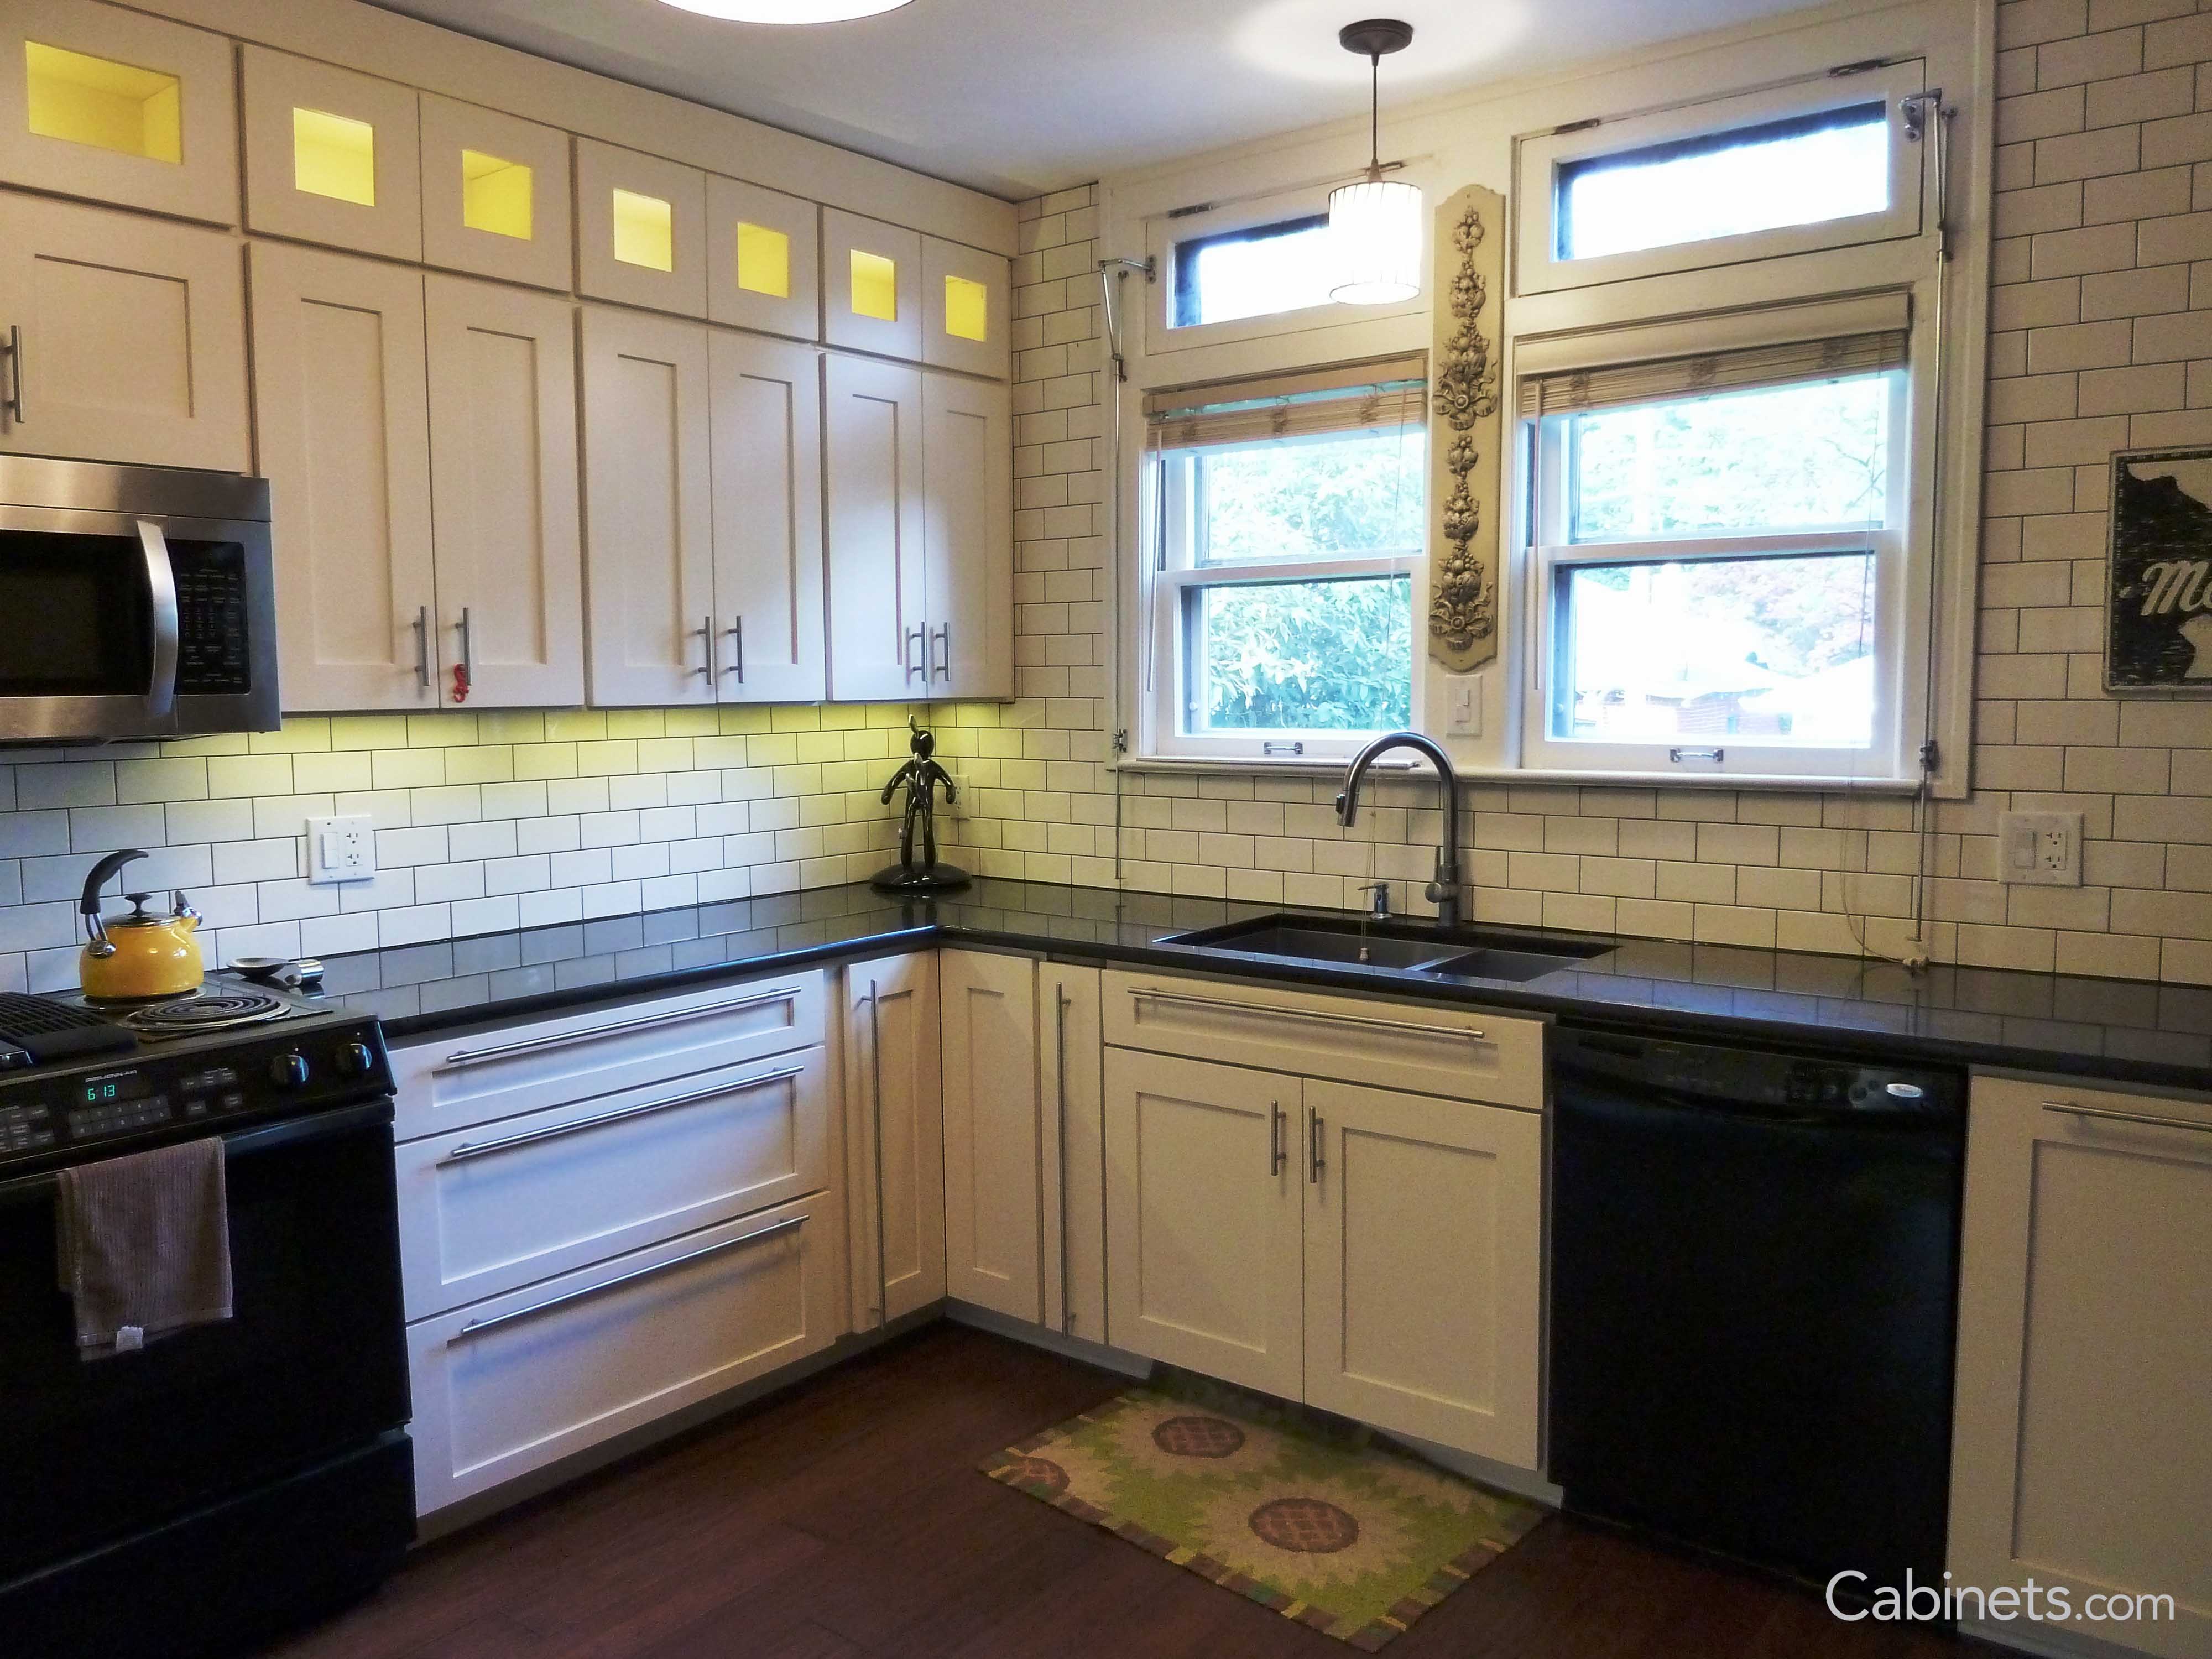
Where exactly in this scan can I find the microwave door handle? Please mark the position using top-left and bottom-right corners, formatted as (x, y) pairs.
(134, 519), (180, 717)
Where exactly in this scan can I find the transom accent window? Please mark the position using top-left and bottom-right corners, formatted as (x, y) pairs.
(1521, 324), (1913, 780)
(1141, 361), (1426, 761)
(1170, 212), (1334, 328)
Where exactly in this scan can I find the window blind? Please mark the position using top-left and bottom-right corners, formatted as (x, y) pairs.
(1145, 355), (1427, 450)
(1515, 328), (1908, 417)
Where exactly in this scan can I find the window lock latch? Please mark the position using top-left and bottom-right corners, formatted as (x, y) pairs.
(1261, 740), (1306, 757)
(1669, 748), (1725, 765)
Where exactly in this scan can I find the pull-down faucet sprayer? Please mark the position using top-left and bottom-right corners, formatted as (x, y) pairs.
(1335, 732), (1463, 930)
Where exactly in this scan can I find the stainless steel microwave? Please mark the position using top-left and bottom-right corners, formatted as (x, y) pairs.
(0, 456), (279, 742)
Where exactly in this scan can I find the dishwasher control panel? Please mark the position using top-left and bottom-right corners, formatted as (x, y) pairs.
(1556, 1027), (1961, 1119)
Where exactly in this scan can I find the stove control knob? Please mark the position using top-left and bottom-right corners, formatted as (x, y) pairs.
(269, 1051), (311, 1089)
(335, 1041), (374, 1077)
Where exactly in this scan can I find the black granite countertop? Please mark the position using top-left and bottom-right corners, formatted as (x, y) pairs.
(312, 878), (2212, 1093)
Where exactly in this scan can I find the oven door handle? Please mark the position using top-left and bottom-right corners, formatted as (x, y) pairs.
(135, 518), (180, 718)
(0, 1098), (394, 1211)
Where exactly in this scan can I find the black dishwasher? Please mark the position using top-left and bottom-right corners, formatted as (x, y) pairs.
(1547, 1024), (1965, 1598)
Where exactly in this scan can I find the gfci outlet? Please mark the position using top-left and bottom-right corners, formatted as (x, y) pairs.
(1997, 810), (2084, 888)
(306, 814), (377, 885)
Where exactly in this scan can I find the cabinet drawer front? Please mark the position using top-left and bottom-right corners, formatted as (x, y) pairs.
(1103, 971), (1543, 1109)
(393, 972), (825, 1140)
(407, 1196), (837, 1518)
(397, 1046), (831, 1319)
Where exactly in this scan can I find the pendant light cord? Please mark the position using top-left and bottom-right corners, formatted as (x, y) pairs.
(1368, 52), (1382, 176)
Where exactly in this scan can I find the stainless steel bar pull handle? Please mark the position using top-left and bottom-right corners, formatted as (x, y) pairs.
(867, 983), (891, 1327)
(412, 606), (430, 689)
(1308, 1111), (1324, 1185)
(456, 1214), (805, 1339)
(3, 324), (22, 423)
(440, 984), (802, 1067)
(931, 624), (950, 681)
(696, 614), (715, 679)
(725, 615), (744, 683)
(2046, 1100), (2212, 1136)
(456, 607), (474, 692)
(437, 1065), (805, 1164)
(904, 627), (925, 682)
(1270, 1102), (1286, 1177)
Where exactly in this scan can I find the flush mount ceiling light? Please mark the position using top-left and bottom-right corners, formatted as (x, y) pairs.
(657, 0), (914, 21)
(1328, 18), (1422, 306)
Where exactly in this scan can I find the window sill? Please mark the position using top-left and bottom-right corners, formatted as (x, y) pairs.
(1119, 753), (1924, 793)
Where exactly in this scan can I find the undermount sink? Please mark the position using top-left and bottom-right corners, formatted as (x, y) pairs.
(1163, 914), (1614, 983)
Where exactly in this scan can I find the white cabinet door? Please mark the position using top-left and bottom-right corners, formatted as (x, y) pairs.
(940, 950), (1040, 1322)
(0, 194), (247, 471)
(239, 46), (420, 263)
(1950, 1078), (2212, 1659)
(0, 0), (239, 225)
(1041, 962), (1107, 1344)
(922, 372), (1013, 700)
(922, 236), (1009, 380)
(406, 1195), (839, 1518)
(395, 1046), (831, 1320)
(842, 953), (945, 1327)
(706, 174), (818, 342)
(1301, 1079), (1541, 1467)
(418, 93), (571, 293)
(249, 242), (434, 712)
(822, 208), (922, 362)
(579, 305), (716, 707)
(823, 354), (926, 702)
(574, 138), (707, 319)
(1104, 1048), (1303, 1397)
(708, 330), (825, 704)
(424, 274), (584, 708)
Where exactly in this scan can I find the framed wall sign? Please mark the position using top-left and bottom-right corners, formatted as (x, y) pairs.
(2107, 445), (2212, 691)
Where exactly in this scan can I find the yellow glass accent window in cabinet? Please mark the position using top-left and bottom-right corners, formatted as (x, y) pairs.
(943, 274), (988, 342)
(613, 187), (674, 272)
(24, 42), (181, 163)
(293, 106), (374, 205)
(851, 249), (899, 321)
(736, 221), (790, 298)
(460, 149), (531, 241)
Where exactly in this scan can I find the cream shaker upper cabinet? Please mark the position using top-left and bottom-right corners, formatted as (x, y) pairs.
(575, 139), (706, 319)
(251, 243), (435, 712)
(424, 275), (584, 709)
(708, 330), (825, 704)
(0, 194), (247, 472)
(241, 47), (420, 263)
(922, 372), (1013, 700)
(579, 305), (715, 707)
(0, 0), (236, 225)
(707, 175), (818, 342)
(823, 208), (922, 362)
(822, 355), (926, 702)
(418, 94), (571, 293)
(923, 237), (1009, 380)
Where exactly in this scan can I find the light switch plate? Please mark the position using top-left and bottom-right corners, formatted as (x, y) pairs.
(1997, 810), (2083, 887)
(1446, 675), (1481, 736)
(306, 814), (377, 885)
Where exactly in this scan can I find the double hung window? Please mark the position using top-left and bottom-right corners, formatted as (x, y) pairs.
(1141, 361), (1426, 761)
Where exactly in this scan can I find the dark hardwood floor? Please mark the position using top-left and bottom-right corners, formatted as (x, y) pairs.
(262, 1323), (1966, 1659)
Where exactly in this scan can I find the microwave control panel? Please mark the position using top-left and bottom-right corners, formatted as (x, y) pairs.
(172, 541), (251, 696)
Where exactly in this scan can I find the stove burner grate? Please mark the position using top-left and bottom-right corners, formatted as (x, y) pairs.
(122, 989), (289, 1037)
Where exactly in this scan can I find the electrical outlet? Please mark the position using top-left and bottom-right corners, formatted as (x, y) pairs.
(306, 814), (377, 885)
(1997, 810), (2083, 887)
(1446, 675), (1481, 736)
(938, 771), (968, 819)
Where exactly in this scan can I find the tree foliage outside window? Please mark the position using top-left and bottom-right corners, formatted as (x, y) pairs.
(1194, 576), (1413, 732)
(1199, 431), (1427, 563)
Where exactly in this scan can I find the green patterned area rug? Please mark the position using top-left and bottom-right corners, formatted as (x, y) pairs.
(983, 1373), (1550, 1651)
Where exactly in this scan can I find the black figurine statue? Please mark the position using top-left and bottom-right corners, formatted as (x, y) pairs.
(870, 720), (971, 893)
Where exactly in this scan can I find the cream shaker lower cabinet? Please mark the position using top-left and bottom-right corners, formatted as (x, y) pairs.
(1041, 963), (1107, 1343)
(1949, 1077), (2212, 1659)
(842, 952), (946, 1328)
(940, 949), (1041, 1321)
(406, 1194), (839, 1516)
(1104, 1047), (1306, 1399)
(0, 193), (249, 471)
(1302, 1079), (1542, 1468)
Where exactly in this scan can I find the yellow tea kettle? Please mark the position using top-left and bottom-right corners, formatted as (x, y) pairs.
(79, 849), (204, 1001)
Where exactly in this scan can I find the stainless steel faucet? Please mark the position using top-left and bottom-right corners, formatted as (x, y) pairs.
(1336, 732), (1463, 930)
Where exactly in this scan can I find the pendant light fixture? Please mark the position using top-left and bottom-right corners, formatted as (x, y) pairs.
(1328, 18), (1422, 305)
(658, 0), (914, 22)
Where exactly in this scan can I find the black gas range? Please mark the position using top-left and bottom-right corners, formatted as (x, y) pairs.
(0, 982), (415, 1658)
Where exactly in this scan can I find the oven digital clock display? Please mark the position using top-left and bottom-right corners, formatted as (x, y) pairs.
(78, 1072), (152, 1108)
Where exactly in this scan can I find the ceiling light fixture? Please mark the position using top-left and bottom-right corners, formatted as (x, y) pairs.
(1328, 18), (1422, 306)
(657, 0), (915, 23)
